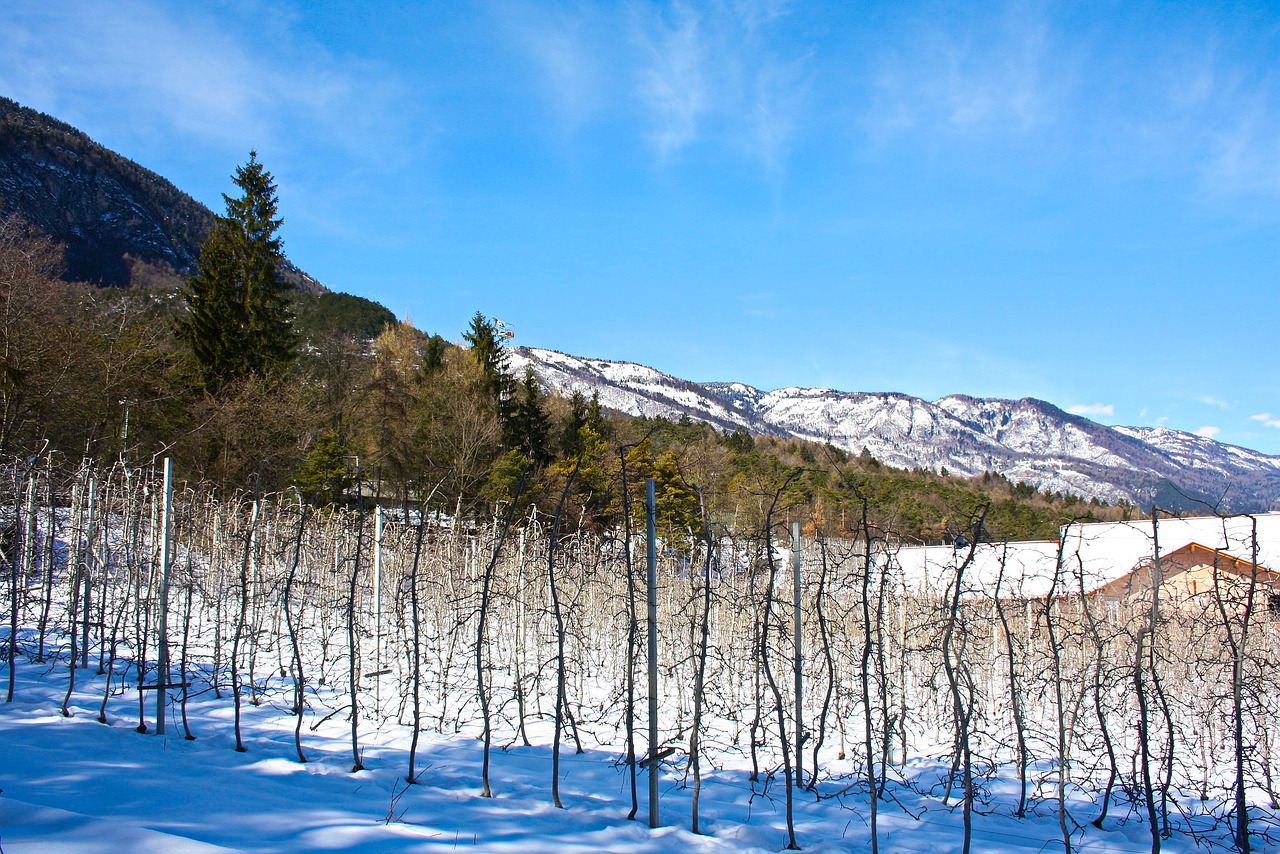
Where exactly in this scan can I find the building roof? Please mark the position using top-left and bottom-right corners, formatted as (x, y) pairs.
(888, 512), (1280, 599)
(1059, 512), (1280, 593)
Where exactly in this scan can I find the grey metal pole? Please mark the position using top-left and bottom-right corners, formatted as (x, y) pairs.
(792, 521), (803, 790)
(646, 477), (660, 829)
(374, 503), (383, 712)
(81, 475), (96, 670)
(155, 457), (174, 735)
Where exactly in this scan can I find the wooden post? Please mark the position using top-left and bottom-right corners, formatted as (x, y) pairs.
(646, 477), (660, 828)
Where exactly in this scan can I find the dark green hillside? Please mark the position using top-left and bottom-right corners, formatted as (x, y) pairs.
(0, 96), (320, 291)
(293, 291), (398, 342)
(612, 418), (1129, 544)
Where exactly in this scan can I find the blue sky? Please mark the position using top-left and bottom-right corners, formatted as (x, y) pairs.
(3, 0), (1279, 453)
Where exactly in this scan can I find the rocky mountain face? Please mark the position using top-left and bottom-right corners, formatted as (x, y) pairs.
(509, 346), (1280, 512)
(0, 97), (319, 291)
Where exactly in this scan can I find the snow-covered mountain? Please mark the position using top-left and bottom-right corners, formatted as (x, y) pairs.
(509, 347), (1280, 511)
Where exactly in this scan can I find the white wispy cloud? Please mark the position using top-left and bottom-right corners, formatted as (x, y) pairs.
(739, 290), (779, 319)
(1202, 104), (1280, 197)
(755, 49), (815, 174)
(1176, 46), (1280, 197)
(0, 0), (408, 162)
(1068, 403), (1114, 417)
(629, 1), (813, 167)
(858, 3), (1280, 203)
(503, 0), (811, 169)
(863, 2), (1070, 144)
(495, 2), (611, 133)
(634, 4), (710, 158)
(1199, 395), (1231, 409)
(1251, 412), (1280, 428)
(1088, 13), (1280, 199)
(1194, 425), (1221, 438)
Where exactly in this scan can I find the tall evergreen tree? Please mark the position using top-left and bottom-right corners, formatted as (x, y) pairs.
(463, 311), (517, 440)
(295, 430), (354, 507)
(559, 391), (589, 458)
(586, 391), (606, 436)
(179, 152), (295, 389)
(508, 366), (551, 463)
(463, 312), (509, 401)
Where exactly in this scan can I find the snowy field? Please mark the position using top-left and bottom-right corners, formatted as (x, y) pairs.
(0, 660), (1249, 854)
(2, 473), (1277, 853)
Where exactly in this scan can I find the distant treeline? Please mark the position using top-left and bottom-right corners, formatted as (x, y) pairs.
(0, 203), (1129, 544)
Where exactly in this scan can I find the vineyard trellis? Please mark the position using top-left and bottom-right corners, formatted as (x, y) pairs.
(1, 455), (1278, 853)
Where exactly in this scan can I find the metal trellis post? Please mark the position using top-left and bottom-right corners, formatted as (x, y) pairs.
(646, 477), (660, 828)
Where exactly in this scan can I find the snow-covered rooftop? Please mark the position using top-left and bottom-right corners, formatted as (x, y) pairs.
(890, 512), (1280, 598)
(891, 541), (1062, 598)
(1060, 512), (1280, 591)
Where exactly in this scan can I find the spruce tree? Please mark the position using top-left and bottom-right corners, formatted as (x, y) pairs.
(586, 391), (608, 440)
(508, 366), (550, 463)
(179, 152), (295, 389)
(295, 430), (353, 506)
(559, 391), (589, 458)
(463, 311), (516, 436)
(463, 312), (509, 401)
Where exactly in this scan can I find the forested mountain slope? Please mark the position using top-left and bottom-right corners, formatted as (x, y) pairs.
(510, 346), (1280, 512)
(0, 96), (320, 290)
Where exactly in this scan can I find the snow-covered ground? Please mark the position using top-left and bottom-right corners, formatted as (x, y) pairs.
(0, 660), (1247, 854)
(3, 483), (1275, 853)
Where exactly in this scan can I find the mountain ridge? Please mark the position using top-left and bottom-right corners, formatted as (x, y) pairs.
(0, 96), (321, 291)
(510, 345), (1280, 512)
